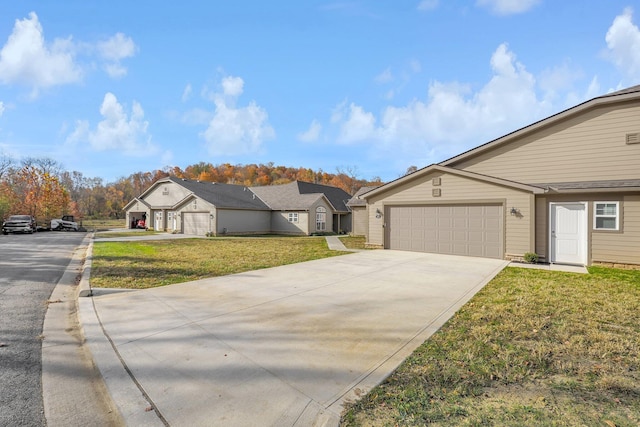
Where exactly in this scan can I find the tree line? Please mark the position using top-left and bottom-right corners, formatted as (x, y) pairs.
(0, 154), (383, 222)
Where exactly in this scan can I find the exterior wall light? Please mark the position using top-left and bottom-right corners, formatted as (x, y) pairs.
(376, 208), (383, 219)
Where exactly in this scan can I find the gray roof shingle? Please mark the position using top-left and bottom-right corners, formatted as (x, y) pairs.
(347, 186), (380, 207)
(168, 177), (270, 210)
(531, 179), (640, 191)
(250, 181), (352, 212)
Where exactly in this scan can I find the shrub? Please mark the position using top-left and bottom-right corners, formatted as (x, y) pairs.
(523, 252), (539, 263)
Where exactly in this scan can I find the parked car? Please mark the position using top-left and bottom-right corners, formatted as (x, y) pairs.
(2, 215), (37, 234)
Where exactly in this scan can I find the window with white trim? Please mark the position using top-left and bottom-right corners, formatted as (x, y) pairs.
(594, 202), (619, 230)
(288, 212), (298, 223)
(316, 206), (327, 231)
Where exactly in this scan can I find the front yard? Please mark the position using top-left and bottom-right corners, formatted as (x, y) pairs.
(89, 237), (639, 425)
(341, 266), (640, 426)
(90, 236), (349, 289)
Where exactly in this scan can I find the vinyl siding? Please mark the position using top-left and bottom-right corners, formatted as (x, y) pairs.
(215, 209), (270, 234)
(535, 193), (640, 265)
(271, 211), (309, 234)
(309, 199), (333, 233)
(143, 181), (192, 206)
(592, 194), (640, 265)
(351, 206), (368, 236)
(366, 171), (533, 257)
(452, 102), (640, 183)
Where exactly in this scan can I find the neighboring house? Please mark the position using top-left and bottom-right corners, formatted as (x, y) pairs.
(347, 186), (380, 236)
(363, 85), (640, 268)
(250, 181), (352, 235)
(123, 177), (352, 236)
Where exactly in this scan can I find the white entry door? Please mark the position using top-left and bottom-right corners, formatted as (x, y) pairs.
(550, 203), (587, 265)
(155, 211), (163, 231)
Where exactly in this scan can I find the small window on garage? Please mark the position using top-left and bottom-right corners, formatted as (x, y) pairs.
(288, 212), (298, 223)
(594, 202), (619, 230)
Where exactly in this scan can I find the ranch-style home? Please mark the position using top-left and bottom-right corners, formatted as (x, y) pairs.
(123, 177), (352, 236)
(361, 85), (640, 268)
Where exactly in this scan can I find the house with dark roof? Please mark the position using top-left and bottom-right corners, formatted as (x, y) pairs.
(123, 177), (352, 236)
(362, 85), (640, 268)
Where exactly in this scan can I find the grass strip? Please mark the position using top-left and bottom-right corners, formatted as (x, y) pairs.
(341, 266), (640, 427)
(90, 236), (349, 289)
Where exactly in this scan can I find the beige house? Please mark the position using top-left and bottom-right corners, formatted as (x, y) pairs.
(123, 177), (352, 236)
(362, 85), (640, 267)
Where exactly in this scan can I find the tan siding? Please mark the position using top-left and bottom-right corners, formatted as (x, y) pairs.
(271, 211), (308, 234)
(592, 195), (640, 265)
(535, 196), (548, 260)
(367, 172), (533, 257)
(535, 193), (640, 266)
(311, 199), (333, 233)
(351, 207), (368, 236)
(216, 209), (270, 234)
(454, 103), (640, 183)
(144, 181), (192, 206)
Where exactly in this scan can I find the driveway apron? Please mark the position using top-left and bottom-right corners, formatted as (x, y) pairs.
(87, 250), (508, 426)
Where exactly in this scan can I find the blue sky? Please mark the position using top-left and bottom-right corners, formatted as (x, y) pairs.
(0, 1), (639, 184)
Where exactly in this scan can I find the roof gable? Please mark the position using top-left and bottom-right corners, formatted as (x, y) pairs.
(363, 165), (544, 199)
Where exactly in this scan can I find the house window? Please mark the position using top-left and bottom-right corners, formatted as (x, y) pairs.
(316, 206), (326, 231)
(594, 202), (619, 230)
(288, 212), (298, 223)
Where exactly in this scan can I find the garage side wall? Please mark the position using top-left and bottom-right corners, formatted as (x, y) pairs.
(216, 209), (271, 234)
(351, 206), (368, 236)
(366, 172), (533, 258)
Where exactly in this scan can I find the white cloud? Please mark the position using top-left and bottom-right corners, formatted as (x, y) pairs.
(333, 43), (550, 163)
(336, 103), (377, 144)
(97, 32), (136, 78)
(417, 0), (439, 12)
(605, 8), (640, 82)
(182, 83), (192, 102)
(0, 101), (4, 116)
(0, 12), (82, 91)
(375, 68), (393, 84)
(67, 92), (154, 156)
(476, 0), (540, 15)
(221, 76), (244, 97)
(297, 119), (322, 142)
(201, 76), (274, 156)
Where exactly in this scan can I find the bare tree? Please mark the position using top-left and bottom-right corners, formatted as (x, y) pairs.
(0, 151), (14, 181)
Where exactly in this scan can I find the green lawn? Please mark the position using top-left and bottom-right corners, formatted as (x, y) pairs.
(341, 266), (640, 426)
(90, 236), (350, 289)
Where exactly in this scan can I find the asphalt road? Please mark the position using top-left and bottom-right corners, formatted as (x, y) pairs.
(0, 231), (86, 427)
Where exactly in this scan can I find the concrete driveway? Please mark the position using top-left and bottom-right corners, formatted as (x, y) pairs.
(80, 250), (508, 426)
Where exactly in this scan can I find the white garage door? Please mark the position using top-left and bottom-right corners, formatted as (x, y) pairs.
(183, 212), (210, 236)
(387, 205), (503, 259)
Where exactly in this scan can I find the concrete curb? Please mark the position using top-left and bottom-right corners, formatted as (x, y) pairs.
(78, 234), (165, 426)
(78, 233), (94, 297)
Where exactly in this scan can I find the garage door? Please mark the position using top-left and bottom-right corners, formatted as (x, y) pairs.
(183, 212), (210, 236)
(387, 205), (503, 259)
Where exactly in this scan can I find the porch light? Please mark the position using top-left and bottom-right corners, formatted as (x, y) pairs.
(510, 207), (520, 216)
(376, 208), (383, 219)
